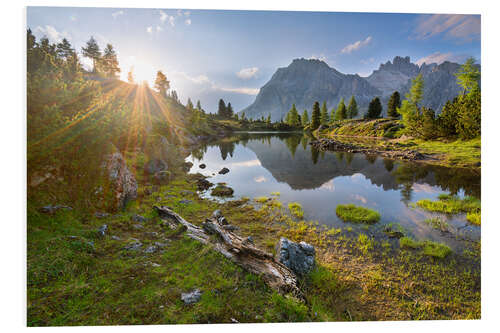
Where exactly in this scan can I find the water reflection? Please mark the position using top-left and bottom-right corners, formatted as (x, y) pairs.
(187, 133), (480, 249)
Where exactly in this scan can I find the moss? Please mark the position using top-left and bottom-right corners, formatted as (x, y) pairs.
(399, 236), (421, 249)
(467, 211), (481, 225)
(399, 237), (452, 259)
(336, 204), (380, 224)
(288, 202), (304, 218)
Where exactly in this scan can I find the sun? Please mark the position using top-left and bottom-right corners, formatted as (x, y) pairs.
(121, 56), (157, 86)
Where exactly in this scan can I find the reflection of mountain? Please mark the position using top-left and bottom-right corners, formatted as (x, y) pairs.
(243, 135), (480, 197)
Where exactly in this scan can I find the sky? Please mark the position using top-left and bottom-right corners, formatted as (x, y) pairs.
(27, 7), (481, 114)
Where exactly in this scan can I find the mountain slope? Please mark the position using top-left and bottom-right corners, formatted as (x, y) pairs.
(241, 56), (473, 121)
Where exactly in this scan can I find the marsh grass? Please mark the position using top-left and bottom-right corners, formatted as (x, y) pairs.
(399, 237), (452, 259)
(417, 195), (480, 214)
(424, 217), (449, 232)
(466, 211), (481, 225)
(336, 204), (380, 224)
(288, 202), (304, 219)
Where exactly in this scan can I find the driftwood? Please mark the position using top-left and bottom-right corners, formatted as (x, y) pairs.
(153, 205), (302, 298)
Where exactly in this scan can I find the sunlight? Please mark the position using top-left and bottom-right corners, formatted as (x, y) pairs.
(120, 56), (157, 86)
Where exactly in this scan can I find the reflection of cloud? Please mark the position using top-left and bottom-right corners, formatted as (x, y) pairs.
(230, 159), (261, 167)
(350, 173), (364, 182)
(320, 180), (335, 191)
(254, 176), (267, 183)
(411, 183), (436, 194)
(352, 194), (367, 204)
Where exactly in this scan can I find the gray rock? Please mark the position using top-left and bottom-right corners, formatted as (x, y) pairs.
(219, 217), (229, 225)
(218, 167), (230, 175)
(131, 214), (147, 223)
(97, 224), (108, 237)
(94, 212), (110, 219)
(154, 241), (169, 248)
(145, 158), (168, 175)
(212, 210), (223, 219)
(144, 232), (159, 238)
(179, 199), (193, 205)
(39, 205), (72, 214)
(102, 149), (138, 210)
(111, 235), (121, 241)
(133, 224), (144, 230)
(144, 245), (159, 254)
(181, 289), (202, 304)
(123, 239), (142, 251)
(276, 237), (315, 276)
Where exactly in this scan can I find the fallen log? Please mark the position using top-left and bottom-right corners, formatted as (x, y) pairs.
(153, 205), (302, 298)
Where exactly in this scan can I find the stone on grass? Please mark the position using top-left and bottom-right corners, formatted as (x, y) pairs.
(39, 205), (72, 214)
(131, 214), (147, 223)
(181, 289), (202, 304)
(123, 239), (142, 251)
(97, 224), (108, 237)
(276, 237), (315, 276)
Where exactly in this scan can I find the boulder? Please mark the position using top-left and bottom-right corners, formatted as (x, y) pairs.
(196, 178), (213, 191)
(181, 289), (202, 304)
(211, 184), (234, 197)
(218, 167), (230, 175)
(144, 158), (168, 175)
(102, 150), (138, 210)
(276, 237), (315, 276)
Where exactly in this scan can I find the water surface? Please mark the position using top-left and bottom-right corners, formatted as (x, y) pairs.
(186, 133), (481, 250)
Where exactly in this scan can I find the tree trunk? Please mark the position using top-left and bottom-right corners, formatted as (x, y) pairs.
(153, 205), (302, 298)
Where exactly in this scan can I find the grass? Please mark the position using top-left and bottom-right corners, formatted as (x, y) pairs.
(356, 234), (375, 255)
(424, 217), (449, 232)
(288, 202), (304, 219)
(255, 196), (270, 203)
(416, 195), (480, 223)
(399, 237), (452, 259)
(335, 204), (380, 224)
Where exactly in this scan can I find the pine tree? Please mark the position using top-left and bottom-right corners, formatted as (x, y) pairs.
(101, 44), (120, 78)
(81, 36), (101, 73)
(154, 70), (170, 97)
(346, 95), (358, 119)
(455, 57), (480, 94)
(186, 98), (194, 111)
(320, 101), (329, 125)
(287, 104), (300, 126)
(171, 90), (179, 102)
(335, 98), (347, 120)
(301, 109), (309, 127)
(226, 103), (234, 118)
(266, 114), (271, 125)
(127, 67), (134, 83)
(365, 97), (382, 119)
(311, 101), (321, 130)
(387, 91), (401, 118)
(218, 99), (227, 117)
(196, 100), (203, 112)
(398, 74), (424, 131)
(56, 38), (73, 59)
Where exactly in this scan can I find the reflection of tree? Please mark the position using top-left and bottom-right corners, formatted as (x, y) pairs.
(284, 135), (301, 157)
(219, 142), (235, 160)
(335, 152), (344, 162)
(301, 136), (308, 151)
(383, 159), (394, 172)
(191, 146), (207, 161)
(394, 164), (429, 204)
(345, 152), (353, 165)
(365, 154), (377, 164)
(311, 147), (320, 164)
(432, 167), (481, 198)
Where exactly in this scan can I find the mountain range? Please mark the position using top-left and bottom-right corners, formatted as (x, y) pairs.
(241, 56), (472, 121)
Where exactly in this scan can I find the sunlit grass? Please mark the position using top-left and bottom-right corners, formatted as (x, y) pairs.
(335, 204), (380, 224)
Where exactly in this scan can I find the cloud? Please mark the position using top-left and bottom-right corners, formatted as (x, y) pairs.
(236, 67), (259, 79)
(254, 176), (267, 183)
(159, 10), (175, 26)
(230, 159), (261, 167)
(34, 25), (70, 43)
(308, 54), (327, 61)
(185, 19), (192, 26)
(341, 36), (372, 54)
(112, 10), (124, 19)
(320, 180), (335, 191)
(218, 87), (260, 95)
(415, 52), (468, 66)
(146, 26), (153, 34)
(352, 194), (367, 204)
(173, 71), (259, 95)
(413, 14), (480, 41)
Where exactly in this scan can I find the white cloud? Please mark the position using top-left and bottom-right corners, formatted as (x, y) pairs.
(236, 67), (259, 79)
(219, 87), (260, 95)
(254, 176), (267, 183)
(112, 10), (124, 19)
(185, 19), (192, 26)
(341, 36), (372, 54)
(173, 71), (259, 96)
(308, 54), (327, 62)
(146, 26), (153, 34)
(34, 25), (70, 44)
(159, 10), (175, 27)
(320, 180), (335, 191)
(352, 194), (367, 204)
(413, 14), (480, 41)
(415, 52), (468, 66)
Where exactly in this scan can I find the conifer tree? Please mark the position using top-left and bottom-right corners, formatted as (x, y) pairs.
(366, 97), (383, 119)
(218, 99), (227, 117)
(56, 38), (73, 59)
(335, 98), (347, 120)
(387, 91), (401, 118)
(311, 101), (321, 130)
(287, 104), (300, 126)
(81, 36), (101, 73)
(186, 98), (194, 111)
(196, 100), (203, 112)
(127, 67), (134, 83)
(346, 95), (358, 119)
(301, 109), (309, 127)
(154, 70), (170, 97)
(226, 103), (234, 118)
(101, 44), (120, 78)
(320, 101), (329, 125)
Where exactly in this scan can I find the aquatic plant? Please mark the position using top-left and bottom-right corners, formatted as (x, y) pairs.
(335, 204), (380, 224)
(288, 202), (304, 218)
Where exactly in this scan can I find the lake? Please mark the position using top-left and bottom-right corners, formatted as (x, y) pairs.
(186, 132), (481, 251)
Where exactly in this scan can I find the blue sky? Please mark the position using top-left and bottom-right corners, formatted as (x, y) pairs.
(27, 7), (481, 113)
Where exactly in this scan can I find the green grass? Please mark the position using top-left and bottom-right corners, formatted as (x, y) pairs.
(416, 194), (480, 215)
(467, 211), (481, 225)
(356, 234), (375, 255)
(399, 237), (452, 259)
(424, 217), (449, 232)
(255, 196), (270, 203)
(335, 204), (381, 224)
(288, 202), (304, 219)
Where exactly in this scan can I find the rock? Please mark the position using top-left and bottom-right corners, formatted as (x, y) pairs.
(230, 318), (239, 323)
(243, 236), (254, 244)
(152, 170), (171, 184)
(102, 149), (138, 210)
(97, 224), (108, 237)
(111, 235), (121, 241)
(181, 289), (202, 304)
(222, 225), (239, 231)
(39, 205), (72, 214)
(144, 245), (159, 254)
(144, 158), (168, 175)
(133, 224), (144, 230)
(196, 178), (213, 191)
(182, 161), (193, 172)
(276, 237), (315, 276)
(131, 214), (147, 223)
(180, 190), (194, 195)
(94, 212), (110, 219)
(154, 241), (169, 248)
(199, 163), (206, 169)
(179, 199), (193, 205)
(211, 184), (234, 197)
(383, 225), (405, 239)
(218, 167), (230, 175)
(219, 216), (229, 225)
(144, 232), (159, 238)
(123, 239), (142, 251)
(212, 210), (223, 219)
